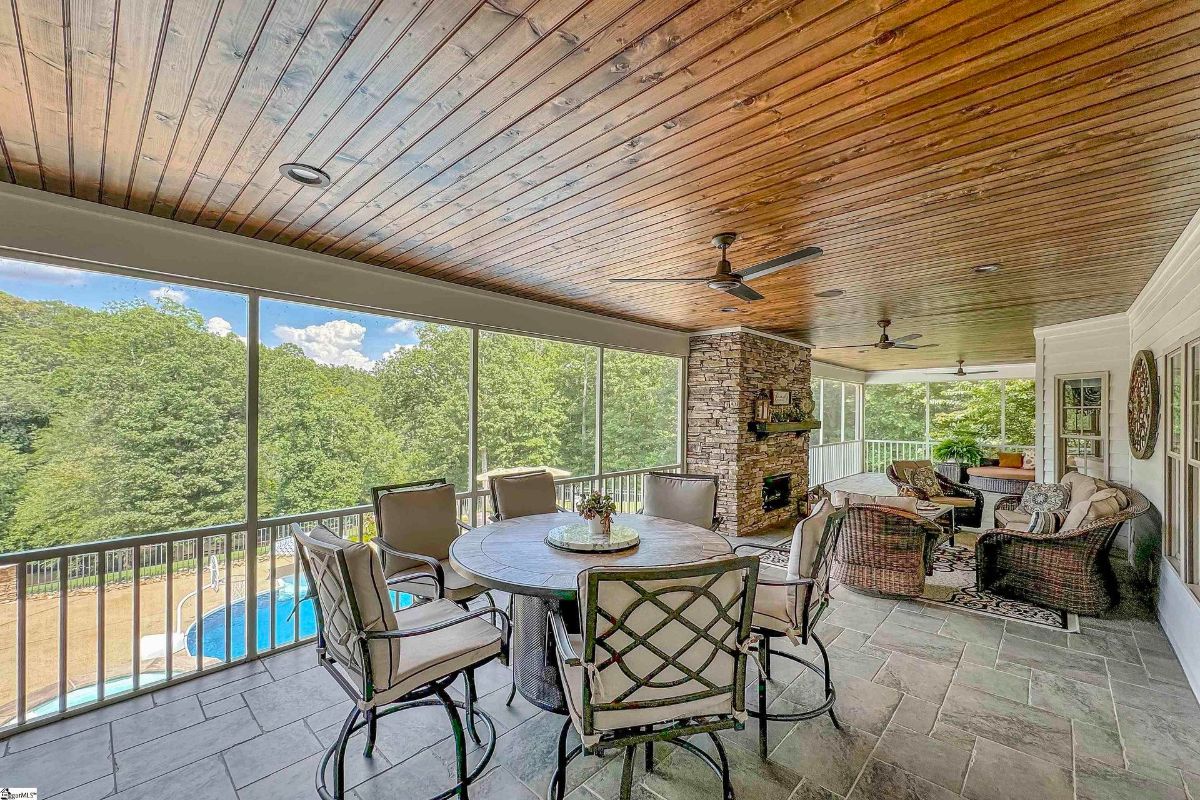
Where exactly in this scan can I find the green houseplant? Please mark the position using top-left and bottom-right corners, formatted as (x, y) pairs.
(932, 435), (984, 482)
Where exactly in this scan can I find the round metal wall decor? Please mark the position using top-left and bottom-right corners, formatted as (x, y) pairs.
(1127, 349), (1159, 460)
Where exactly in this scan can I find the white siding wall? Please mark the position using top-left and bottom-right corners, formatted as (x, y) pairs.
(1126, 209), (1200, 702)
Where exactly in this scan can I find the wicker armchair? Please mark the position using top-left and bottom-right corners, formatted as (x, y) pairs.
(976, 483), (1150, 615)
(832, 505), (947, 597)
(886, 461), (984, 529)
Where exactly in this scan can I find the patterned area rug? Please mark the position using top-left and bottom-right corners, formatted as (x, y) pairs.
(762, 532), (1079, 631)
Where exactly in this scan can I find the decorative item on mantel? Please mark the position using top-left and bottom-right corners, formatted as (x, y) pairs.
(755, 390), (771, 422)
(749, 389), (821, 439)
(1128, 348), (1160, 460)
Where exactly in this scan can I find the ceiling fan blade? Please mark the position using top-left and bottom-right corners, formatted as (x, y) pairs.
(737, 246), (824, 281)
(893, 343), (939, 350)
(967, 369), (1000, 374)
(818, 342), (878, 349)
(893, 333), (922, 343)
(724, 282), (764, 301)
(609, 277), (712, 283)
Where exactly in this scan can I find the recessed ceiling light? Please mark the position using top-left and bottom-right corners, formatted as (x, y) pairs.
(972, 264), (1000, 274)
(719, 306), (740, 313)
(814, 288), (845, 298)
(279, 162), (331, 187)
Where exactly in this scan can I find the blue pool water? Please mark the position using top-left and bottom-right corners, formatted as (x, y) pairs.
(26, 672), (167, 719)
(186, 575), (413, 661)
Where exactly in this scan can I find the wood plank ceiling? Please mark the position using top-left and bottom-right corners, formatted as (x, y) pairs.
(1, 0), (1198, 369)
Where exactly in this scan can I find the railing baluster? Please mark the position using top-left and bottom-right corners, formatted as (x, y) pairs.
(165, 543), (174, 681)
(195, 538), (204, 674)
(58, 556), (67, 713)
(269, 524), (277, 651)
(224, 532), (233, 664)
(97, 551), (105, 702)
(132, 547), (140, 692)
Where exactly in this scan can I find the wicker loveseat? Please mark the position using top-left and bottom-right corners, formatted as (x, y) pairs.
(976, 482), (1150, 615)
(886, 460), (984, 529)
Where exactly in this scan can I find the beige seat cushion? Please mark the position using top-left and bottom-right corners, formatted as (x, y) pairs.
(381, 556), (485, 603)
(967, 466), (1036, 480)
(1060, 471), (1100, 507)
(831, 491), (917, 513)
(559, 634), (733, 733)
(874, 495), (920, 513)
(751, 500), (834, 636)
(375, 482), (460, 575)
(491, 471), (558, 519)
(788, 498), (833, 580)
(928, 495), (976, 509)
(365, 599), (503, 708)
(642, 473), (717, 529)
(995, 507), (1031, 529)
(1062, 488), (1122, 531)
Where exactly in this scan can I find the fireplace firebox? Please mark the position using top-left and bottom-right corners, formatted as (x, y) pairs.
(762, 473), (792, 513)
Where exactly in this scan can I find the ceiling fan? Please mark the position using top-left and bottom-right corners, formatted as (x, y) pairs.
(931, 360), (999, 377)
(609, 232), (822, 302)
(820, 319), (939, 352)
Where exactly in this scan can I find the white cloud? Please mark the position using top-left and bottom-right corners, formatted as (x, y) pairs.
(273, 320), (375, 370)
(205, 316), (247, 343)
(0, 260), (87, 286)
(150, 286), (189, 304)
(380, 342), (415, 361)
(386, 319), (415, 335)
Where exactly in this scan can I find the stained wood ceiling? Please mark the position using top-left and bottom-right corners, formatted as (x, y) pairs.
(2, 0), (1198, 369)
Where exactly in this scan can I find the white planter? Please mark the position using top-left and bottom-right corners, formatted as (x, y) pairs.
(587, 516), (606, 535)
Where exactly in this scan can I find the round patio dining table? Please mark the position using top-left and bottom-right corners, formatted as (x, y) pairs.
(448, 511), (732, 713)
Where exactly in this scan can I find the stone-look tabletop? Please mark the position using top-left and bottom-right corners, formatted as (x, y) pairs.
(449, 512), (732, 599)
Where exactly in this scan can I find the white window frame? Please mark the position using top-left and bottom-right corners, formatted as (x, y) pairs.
(1053, 372), (1108, 481)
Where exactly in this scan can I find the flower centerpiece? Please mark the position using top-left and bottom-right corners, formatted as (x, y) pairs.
(577, 490), (617, 535)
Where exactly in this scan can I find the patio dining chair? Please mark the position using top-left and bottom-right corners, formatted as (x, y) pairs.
(640, 471), (723, 530)
(293, 523), (509, 800)
(547, 556), (760, 800)
(488, 469), (562, 520)
(371, 479), (494, 609)
(732, 501), (846, 757)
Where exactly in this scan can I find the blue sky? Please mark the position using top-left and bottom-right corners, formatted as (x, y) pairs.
(0, 257), (423, 368)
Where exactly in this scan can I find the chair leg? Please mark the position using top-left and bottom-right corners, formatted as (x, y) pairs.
(505, 593), (517, 706)
(463, 668), (483, 745)
(328, 705), (359, 800)
(813, 631), (841, 730)
(619, 745), (637, 800)
(436, 686), (470, 800)
(758, 664), (768, 760)
(644, 739), (653, 773)
(709, 731), (735, 800)
(362, 707), (377, 758)
(552, 717), (571, 800)
(761, 640), (772, 681)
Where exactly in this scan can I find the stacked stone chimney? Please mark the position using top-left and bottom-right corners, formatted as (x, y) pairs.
(686, 330), (811, 536)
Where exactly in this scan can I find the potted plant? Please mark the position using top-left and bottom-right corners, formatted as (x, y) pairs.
(932, 434), (984, 483)
(577, 490), (617, 535)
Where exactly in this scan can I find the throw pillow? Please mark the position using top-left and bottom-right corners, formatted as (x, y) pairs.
(1026, 509), (1068, 535)
(1022, 451), (1036, 470)
(1093, 479), (1131, 510)
(1062, 488), (1121, 530)
(873, 495), (919, 513)
(1019, 482), (1071, 513)
(830, 490), (875, 509)
(908, 466), (941, 498)
(1061, 471), (1100, 507)
(997, 451), (1023, 468)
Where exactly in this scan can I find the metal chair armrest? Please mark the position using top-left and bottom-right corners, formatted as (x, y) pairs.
(756, 575), (815, 588)
(548, 610), (582, 667)
(456, 520), (472, 532)
(732, 542), (789, 555)
(372, 540), (446, 598)
(711, 515), (725, 531)
(366, 606), (512, 644)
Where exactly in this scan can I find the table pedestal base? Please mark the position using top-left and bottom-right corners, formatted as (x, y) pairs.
(511, 594), (574, 714)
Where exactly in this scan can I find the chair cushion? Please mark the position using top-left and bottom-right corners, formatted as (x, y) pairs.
(967, 466), (1035, 480)
(559, 634), (734, 734)
(908, 466), (942, 497)
(1062, 488), (1122, 531)
(375, 483), (459, 573)
(928, 495), (976, 509)
(1018, 483), (1071, 513)
(1027, 509), (1069, 535)
(1060, 471), (1100, 507)
(380, 556), (485, 603)
(787, 498), (833, 580)
(830, 490), (874, 508)
(997, 451), (1024, 469)
(1022, 452), (1036, 470)
(893, 459), (936, 484)
(1094, 479), (1131, 510)
(642, 473), (717, 530)
(874, 495), (920, 513)
(365, 599), (503, 709)
(995, 507), (1031, 530)
(491, 471), (558, 519)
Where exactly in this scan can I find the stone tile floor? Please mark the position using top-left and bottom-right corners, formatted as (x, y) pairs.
(1, 476), (1196, 799)
(2, 588), (1196, 799)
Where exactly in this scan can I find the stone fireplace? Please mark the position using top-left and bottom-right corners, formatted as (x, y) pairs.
(686, 329), (812, 536)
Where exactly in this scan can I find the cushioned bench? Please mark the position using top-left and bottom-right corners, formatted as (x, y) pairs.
(966, 465), (1035, 494)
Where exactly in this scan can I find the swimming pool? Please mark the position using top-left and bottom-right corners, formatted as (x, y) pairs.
(25, 672), (168, 719)
(185, 575), (413, 661)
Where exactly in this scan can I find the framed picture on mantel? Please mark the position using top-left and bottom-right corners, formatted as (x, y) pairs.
(771, 389), (791, 406)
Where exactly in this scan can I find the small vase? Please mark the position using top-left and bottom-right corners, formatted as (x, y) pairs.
(587, 516), (605, 535)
